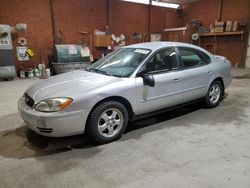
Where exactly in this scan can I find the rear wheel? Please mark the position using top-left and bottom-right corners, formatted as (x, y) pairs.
(204, 80), (223, 108)
(86, 101), (128, 144)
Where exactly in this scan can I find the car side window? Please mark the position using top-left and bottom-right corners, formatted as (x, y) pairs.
(139, 47), (179, 73)
(178, 47), (211, 69)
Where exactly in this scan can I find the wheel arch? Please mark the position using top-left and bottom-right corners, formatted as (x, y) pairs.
(212, 77), (225, 96)
(87, 96), (134, 123)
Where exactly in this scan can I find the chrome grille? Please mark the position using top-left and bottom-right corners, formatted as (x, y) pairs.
(36, 127), (53, 133)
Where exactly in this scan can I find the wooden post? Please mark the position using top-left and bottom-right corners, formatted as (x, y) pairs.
(218, 0), (223, 20)
(148, 0), (152, 42)
(50, 0), (57, 44)
(107, 0), (111, 27)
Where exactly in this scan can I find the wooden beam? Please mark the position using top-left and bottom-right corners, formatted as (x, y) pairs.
(50, 0), (57, 44)
(218, 0), (223, 20)
(162, 8), (166, 41)
(148, 0), (152, 41)
(107, 0), (111, 27)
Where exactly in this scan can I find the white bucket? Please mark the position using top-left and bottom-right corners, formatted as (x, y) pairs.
(38, 64), (43, 70)
(20, 70), (25, 78)
(46, 68), (50, 77)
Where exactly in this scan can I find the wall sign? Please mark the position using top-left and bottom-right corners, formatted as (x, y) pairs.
(16, 46), (29, 61)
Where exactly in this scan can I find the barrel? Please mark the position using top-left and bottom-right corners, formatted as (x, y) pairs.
(53, 45), (90, 63)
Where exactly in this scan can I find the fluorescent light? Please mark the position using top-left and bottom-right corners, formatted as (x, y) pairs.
(121, 0), (149, 5)
(121, 0), (180, 9)
(152, 1), (180, 9)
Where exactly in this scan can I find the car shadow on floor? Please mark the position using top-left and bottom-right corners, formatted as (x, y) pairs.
(0, 101), (206, 159)
(0, 126), (98, 158)
(127, 102), (203, 133)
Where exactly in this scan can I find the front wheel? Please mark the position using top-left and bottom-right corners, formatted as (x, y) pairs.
(86, 101), (128, 144)
(204, 80), (223, 108)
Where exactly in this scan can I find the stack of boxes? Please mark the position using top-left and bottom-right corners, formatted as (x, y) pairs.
(225, 21), (239, 32)
(213, 20), (239, 33)
(214, 20), (225, 32)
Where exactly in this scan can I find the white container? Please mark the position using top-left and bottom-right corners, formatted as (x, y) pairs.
(20, 70), (25, 78)
(28, 70), (34, 78)
(38, 64), (43, 70)
(46, 68), (50, 77)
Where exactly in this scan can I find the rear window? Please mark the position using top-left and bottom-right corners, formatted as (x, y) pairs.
(178, 47), (210, 69)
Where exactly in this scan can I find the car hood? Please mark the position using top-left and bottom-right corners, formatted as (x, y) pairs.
(25, 70), (119, 103)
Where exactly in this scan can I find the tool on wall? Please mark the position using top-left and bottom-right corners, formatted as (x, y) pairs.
(26, 48), (34, 57)
(188, 19), (209, 44)
(17, 37), (27, 46)
(15, 23), (34, 62)
(16, 38), (34, 61)
(191, 33), (199, 44)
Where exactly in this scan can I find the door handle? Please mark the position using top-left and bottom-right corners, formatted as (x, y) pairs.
(173, 78), (182, 82)
(207, 71), (212, 74)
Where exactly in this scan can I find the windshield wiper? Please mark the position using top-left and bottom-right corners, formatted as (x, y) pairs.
(86, 68), (112, 76)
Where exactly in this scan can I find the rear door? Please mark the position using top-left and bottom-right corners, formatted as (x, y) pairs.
(176, 47), (214, 102)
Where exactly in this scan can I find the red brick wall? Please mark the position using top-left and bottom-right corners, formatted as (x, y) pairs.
(54, 0), (108, 44)
(110, 0), (149, 35)
(181, 0), (250, 66)
(1, 0), (248, 71)
(0, 0), (54, 71)
(53, 0), (108, 60)
(164, 8), (180, 29)
(109, 1), (179, 43)
(1, 0), (177, 72)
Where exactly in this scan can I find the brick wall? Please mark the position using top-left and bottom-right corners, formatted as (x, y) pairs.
(0, 0), (248, 71)
(181, 0), (250, 66)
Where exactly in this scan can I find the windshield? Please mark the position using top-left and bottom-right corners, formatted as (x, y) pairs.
(87, 48), (151, 77)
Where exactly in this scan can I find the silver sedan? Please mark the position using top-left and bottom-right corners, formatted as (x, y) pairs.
(18, 42), (232, 143)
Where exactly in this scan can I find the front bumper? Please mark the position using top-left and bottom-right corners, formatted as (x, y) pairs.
(18, 97), (89, 137)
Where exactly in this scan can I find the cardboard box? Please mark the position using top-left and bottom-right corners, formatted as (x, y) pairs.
(232, 21), (239, 32)
(226, 21), (232, 32)
(215, 20), (225, 33)
(94, 35), (112, 47)
(225, 20), (239, 32)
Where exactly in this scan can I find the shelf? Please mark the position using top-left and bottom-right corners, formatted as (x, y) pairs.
(198, 30), (245, 65)
(200, 31), (244, 37)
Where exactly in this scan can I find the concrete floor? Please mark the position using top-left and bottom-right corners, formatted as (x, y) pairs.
(0, 74), (250, 188)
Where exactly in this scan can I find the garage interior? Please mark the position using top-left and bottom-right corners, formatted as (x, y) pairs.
(0, 0), (250, 187)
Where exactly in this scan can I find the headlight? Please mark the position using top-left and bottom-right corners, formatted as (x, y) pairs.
(34, 97), (73, 112)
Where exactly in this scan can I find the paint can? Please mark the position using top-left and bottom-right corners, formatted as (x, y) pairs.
(28, 69), (34, 78)
(20, 70), (25, 78)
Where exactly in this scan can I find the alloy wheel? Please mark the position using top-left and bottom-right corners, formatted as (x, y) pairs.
(97, 108), (123, 138)
(209, 83), (221, 104)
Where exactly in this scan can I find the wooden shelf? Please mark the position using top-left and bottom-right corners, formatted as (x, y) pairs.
(198, 30), (245, 65)
(200, 31), (244, 37)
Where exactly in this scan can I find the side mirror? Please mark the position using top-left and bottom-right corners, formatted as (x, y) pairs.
(143, 74), (155, 87)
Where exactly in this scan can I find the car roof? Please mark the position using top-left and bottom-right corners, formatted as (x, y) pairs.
(123, 41), (209, 53)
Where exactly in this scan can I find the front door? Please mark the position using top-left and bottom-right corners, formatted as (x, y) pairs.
(135, 47), (184, 115)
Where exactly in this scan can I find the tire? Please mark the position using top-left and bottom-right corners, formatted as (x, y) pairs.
(86, 101), (128, 144)
(204, 80), (223, 108)
(4, 78), (14, 81)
